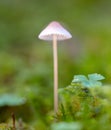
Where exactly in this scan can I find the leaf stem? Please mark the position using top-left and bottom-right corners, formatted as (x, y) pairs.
(12, 112), (16, 130)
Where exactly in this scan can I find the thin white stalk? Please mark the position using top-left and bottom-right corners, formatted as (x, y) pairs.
(53, 35), (58, 113)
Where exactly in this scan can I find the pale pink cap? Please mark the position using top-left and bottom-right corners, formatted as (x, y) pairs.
(38, 21), (72, 41)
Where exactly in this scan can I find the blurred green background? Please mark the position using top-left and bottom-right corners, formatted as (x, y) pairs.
(0, 0), (111, 126)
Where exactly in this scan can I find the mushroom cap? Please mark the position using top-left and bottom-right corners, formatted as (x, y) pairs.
(38, 21), (72, 41)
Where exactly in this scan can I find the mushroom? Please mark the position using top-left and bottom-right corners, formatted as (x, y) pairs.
(38, 21), (72, 113)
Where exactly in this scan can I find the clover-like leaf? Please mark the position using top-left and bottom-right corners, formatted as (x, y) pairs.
(72, 73), (105, 87)
(72, 75), (88, 83)
(0, 94), (26, 107)
(51, 122), (81, 130)
(88, 73), (105, 81)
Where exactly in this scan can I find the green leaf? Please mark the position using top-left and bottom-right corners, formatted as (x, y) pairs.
(82, 80), (91, 87)
(0, 94), (26, 107)
(72, 73), (105, 87)
(72, 75), (88, 83)
(88, 73), (105, 81)
(51, 122), (82, 130)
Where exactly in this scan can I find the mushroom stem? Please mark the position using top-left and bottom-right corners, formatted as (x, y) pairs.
(53, 35), (58, 113)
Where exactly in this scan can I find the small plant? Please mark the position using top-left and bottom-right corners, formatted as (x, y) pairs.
(55, 73), (110, 130)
